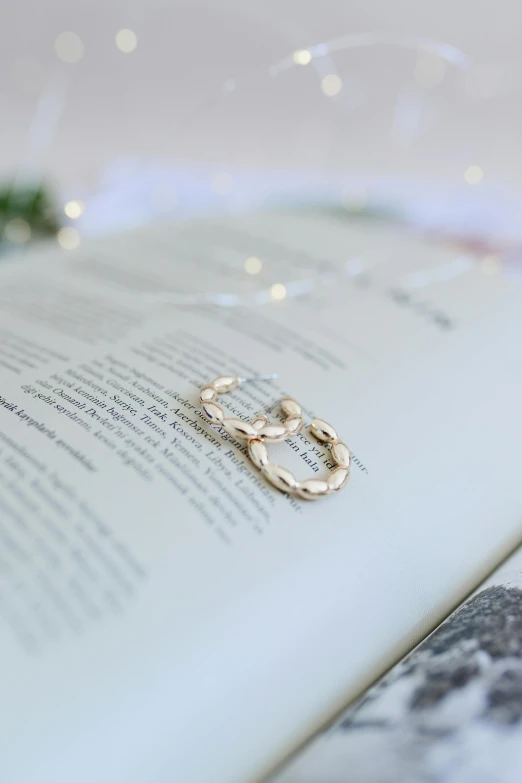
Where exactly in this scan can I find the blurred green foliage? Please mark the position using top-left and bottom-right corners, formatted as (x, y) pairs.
(0, 183), (59, 253)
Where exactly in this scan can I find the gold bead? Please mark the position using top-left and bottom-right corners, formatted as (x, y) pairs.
(331, 441), (350, 468)
(211, 375), (240, 393)
(280, 397), (302, 418)
(201, 401), (224, 424)
(200, 386), (217, 403)
(263, 464), (299, 492)
(252, 414), (269, 431)
(248, 438), (269, 469)
(310, 418), (338, 443)
(328, 466), (350, 491)
(285, 415), (303, 435)
(296, 478), (330, 500)
(222, 418), (258, 440)
(258, 424), (289, 443)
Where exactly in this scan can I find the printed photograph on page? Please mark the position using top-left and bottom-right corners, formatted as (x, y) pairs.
(272, 547), (522, 783)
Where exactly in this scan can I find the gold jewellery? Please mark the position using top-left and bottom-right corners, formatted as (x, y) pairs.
(199, 374), (351, 501)
(248, 417), (351, 500)
(199, 374), (303, 441)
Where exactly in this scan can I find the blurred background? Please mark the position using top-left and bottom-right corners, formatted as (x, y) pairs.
(1, 0), (521, 253)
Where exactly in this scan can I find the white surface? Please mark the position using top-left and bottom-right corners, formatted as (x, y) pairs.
(1, 0), (521, 211)
(0, 212), (521, 782)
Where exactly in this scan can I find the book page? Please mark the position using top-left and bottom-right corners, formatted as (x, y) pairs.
(0, 212), (521, 783)
(270, 545), (522, 783)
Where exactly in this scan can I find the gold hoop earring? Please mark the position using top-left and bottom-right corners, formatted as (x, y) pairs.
(250, 397), (304, 442)
(248, 416), (351, 501)
(199, 374), (303, 442)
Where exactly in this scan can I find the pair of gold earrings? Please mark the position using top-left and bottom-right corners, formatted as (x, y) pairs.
(198, 374), (351, 501)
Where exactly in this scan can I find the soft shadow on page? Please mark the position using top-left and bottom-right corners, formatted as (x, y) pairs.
(0, 211), (521, 783)
(270, 545), (522, 783)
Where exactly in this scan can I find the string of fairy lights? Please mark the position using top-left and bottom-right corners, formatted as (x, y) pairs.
(2, 26), (512, 291)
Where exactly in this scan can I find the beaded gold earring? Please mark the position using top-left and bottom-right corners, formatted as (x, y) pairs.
(199, 374), (303, 442)
(247, 416), (351, 501)
(198, 375), (350, 501)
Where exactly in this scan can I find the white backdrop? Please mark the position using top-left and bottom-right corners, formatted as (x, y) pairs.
(1, 0), (521, 238)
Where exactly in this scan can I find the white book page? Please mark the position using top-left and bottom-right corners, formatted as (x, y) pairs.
(271, 537), (522, 783)
(0, 212), (521, 783)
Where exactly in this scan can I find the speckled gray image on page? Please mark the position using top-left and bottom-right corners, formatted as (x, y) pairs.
(272, 556), (522, 783)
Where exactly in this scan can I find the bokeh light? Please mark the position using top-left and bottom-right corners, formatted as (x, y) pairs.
(321, 74), (343, 97)
(244, 256), (263, 275)
(464, 165), (484, 185)
(270, 283), (287, 301)
(57, 227), (81, 249)
(115, 29), (138, 54)
(64, 200), (85, 219)
(4, 218), (31, 244)
(54, 31), (84, 63)
(293, 50), (312, 66)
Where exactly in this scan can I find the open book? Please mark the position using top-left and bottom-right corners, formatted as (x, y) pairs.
(271, 543), (522, 783)
(0, 210), (521, 783)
